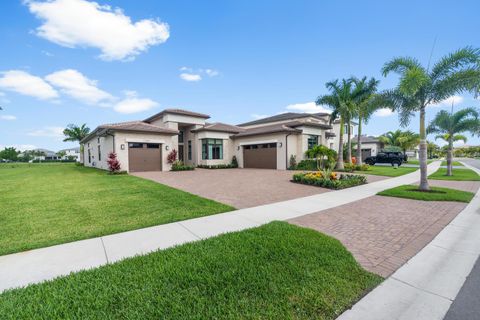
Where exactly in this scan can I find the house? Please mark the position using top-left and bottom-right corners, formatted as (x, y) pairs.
(353, 135), (384, 161)
(80, 109), (354, 172)
(32, 148), (60, 161)
(57, 147), (81, 161)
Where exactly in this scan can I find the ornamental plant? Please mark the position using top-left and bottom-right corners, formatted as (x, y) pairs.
(167, 149), (177, 164)
(107, 152), (121, 173)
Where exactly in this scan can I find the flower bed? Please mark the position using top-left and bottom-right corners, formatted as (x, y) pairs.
(197, 164), (238, 169)
(292, 171), (367, 189)
(171, 161), (195, 171)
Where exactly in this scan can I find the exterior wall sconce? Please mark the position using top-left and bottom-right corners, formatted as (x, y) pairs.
(165, 145), (170, 151)
(120, 144), (125, 150)
(278, 142), (283, 147)
(237, 146), (240, 151)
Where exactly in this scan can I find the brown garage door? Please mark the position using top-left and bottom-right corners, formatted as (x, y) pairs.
(361, 149), (372, 161)
(128, 143), (162, 172)
(243, 143), (277, 169)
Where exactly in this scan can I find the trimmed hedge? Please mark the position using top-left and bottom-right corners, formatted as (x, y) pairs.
(31, 159), (77, 163)
(171, 165), (195, 171)
(197, 164), (238, 169)
(294, 159), (318, 171)
(292, 172), (367, 189)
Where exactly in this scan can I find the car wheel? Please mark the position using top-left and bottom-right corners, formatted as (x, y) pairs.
(391, 161), (400, 167)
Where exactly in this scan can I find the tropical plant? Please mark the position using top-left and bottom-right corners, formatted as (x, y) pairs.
(426, 140), (440, 158)
(63, 124), (90, 143)
(350, 77), (381, 165)
(305, 145), (337, 170)
(56, 151), (66, 159)
(316, 79), (357, 169)
(107, 152), (121, 173)
(381, 47), (480, 190)
(167, 149), (177, 164)
(427, 108), (480, 175)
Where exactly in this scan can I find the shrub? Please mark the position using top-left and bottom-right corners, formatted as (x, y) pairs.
(231, 156), (239, 168)
(107, 152), (121, 173)
(292, 172), (367, 190)
(296, 159), (317, 171)
(343, 163), (355, 172)
(288, 155), (297, 170)
(167, 149), (177, 164)
(197, 164), (237, 169)
(356, 163), (370, 171)
(171, 160), (195, 171)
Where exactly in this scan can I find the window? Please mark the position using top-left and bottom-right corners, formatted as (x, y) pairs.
(178, 130), (184, 143)
(188, 140), (192, 160)
(88, 149), (91, 163)
(146, 144), (159, 149)
(201, 139), (223, 160)
(129, 143), (143, 148)
(98, 145), (101, 161)
(307, 135), (318, 149)
(97, 137), (100, 143)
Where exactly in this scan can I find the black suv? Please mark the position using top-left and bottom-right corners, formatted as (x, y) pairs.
(364, 152), (404, 166)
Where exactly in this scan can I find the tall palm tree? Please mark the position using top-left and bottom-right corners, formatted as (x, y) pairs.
(427, 108), (479, 175)
(63, 124), (90, 142)
(382, 47), (480, 190)
(351, 76), (381, 165)
(379, 130), (404, 147)
(316, 79), (357, 169)
(379, 130), (420, 158)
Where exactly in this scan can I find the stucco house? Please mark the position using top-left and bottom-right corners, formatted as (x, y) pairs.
(58, 147), (81, 161)
(353, 135), (384, 161)
(80, 109), (354, 172)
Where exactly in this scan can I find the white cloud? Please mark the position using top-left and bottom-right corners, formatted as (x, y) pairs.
(45, 69), (114, 105)
(27, 126), (64, 139)
(285, 102), (331, 114)
(113, 91), (158, 114)
(374, 108), (394, 117)
(0, 70), (58, 100)
(428, 95), (464, 108)
(204, 69), (219, 77)
(0, 115), (16, 121)
(27, 0), (170, 61)
(180, 73), (202, 82)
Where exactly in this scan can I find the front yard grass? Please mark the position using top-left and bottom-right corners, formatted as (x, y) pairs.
(355, 165), (418, 177)
(377, 185), (474, 203)
(0, 222), (382, 319)
(429, 167), (480, 181)
(0, 163), (233, 256)
(405, 159), (434, 165)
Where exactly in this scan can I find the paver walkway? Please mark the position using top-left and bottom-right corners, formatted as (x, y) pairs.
(290, 195), (469, 277)
(133, 168), (386, 208)
(0, 162), (438, 292)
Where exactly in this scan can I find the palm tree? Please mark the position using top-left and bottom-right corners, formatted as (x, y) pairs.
(398, 131), (420, 158)
(426, 140), (440, 159)
(427, 108), (479, 175)
(382, 47), (480, 190)
(379, 130), (404, 147)
(351, 77), (381, 165)
(316, 79), (357, 169)
(63, 124), (90, 142)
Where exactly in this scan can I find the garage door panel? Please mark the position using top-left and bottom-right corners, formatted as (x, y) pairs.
(243, 144), (277, 169)
(128, 143), (162, 172)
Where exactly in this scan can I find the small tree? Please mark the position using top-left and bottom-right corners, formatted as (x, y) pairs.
(0, 147), (19, 161)
(305, 145), (337, 170)
(167, 149), (177, 164)
(107, 152), (121, 173)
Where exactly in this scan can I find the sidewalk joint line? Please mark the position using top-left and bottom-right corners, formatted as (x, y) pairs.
(100, 237), (109, 264)
(390, 276), (453, 301)
(177, 222), (201, 239)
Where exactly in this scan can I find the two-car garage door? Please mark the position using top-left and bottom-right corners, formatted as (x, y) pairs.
(128, 143), (162, 172)
(243, 143), (277, 169)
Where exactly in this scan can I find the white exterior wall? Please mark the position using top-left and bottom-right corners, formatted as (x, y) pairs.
(83, 132), (175, 172)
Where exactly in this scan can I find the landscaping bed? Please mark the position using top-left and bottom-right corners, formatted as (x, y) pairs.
(377, 185), (474, 202)
(292, 171), (367, 189)
(0, 222), (381, 319)
(0, 164), (233, 255)
(197, 164), (238, 169)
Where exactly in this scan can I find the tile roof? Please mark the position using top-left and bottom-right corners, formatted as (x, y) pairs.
(144, 109), (210, 122)
(353, 135), (381, 143)
(233, 122), (302, 138)
(237, 112), (330, 127)
(191, 122), (245, 133)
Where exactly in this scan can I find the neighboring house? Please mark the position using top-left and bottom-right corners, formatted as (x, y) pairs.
(353, 135), (384, 161)
(32, 148), (60, 161)
(57, 147), (81, 161)
(80, 109), (354, 172)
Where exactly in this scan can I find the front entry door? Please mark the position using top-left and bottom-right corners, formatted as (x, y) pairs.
(178, 145), (184, 162)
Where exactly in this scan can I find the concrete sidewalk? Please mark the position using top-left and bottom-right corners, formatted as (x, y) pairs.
(337, 161), (480, 320)
(0, 162), (440, 293)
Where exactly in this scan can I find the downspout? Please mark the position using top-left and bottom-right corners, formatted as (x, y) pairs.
(285, 133), (292, 170)
(106, 130), (115, 152)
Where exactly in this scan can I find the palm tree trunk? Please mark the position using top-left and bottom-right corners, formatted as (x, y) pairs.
(356, 116), (362, 165)
(447, 138), (453, 176)
(336, 117), (345, 170)
(418, 106), (430, 191)
(347, 120), (352, 163)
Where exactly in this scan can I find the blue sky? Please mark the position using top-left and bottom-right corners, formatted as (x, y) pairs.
(1, 0), (479, 151)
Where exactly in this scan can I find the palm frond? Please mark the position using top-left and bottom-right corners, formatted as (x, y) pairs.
(431, 68), (480, 103)
(382, 57), (424, 77)
(431, 46), (480, 81)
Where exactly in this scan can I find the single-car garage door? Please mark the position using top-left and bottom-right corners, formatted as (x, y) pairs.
(361, 149), (372, 161)
(128, 143), (162, 172)
(243, 143), (277, 169)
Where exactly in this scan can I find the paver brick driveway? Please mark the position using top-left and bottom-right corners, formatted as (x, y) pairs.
(132, 168), (385, 209)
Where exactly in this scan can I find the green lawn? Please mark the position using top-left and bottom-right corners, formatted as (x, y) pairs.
(405, 159), (434, 165)
(429, 167), (480, 181)
(377, 185), (474, 202)
(355, 165), (418, 177)
(0, 222), (382, 319)
(440, 161), (464, 166)
(0, 163), (233, 256)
